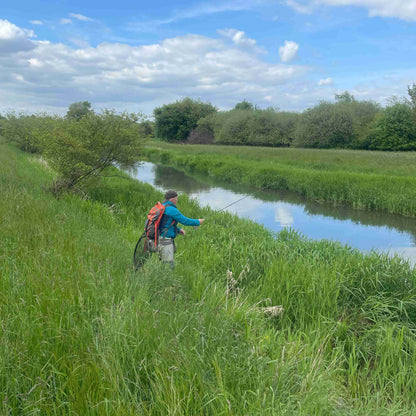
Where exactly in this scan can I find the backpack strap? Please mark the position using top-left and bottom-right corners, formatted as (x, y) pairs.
(161, 219), (175, 238)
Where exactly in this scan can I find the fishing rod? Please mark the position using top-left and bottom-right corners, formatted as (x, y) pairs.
(200, 187), (269, 222)
(212, 195), (251, 215)
(192, 195), (251, 229)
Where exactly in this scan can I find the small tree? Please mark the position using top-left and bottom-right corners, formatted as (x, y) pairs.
(335, 91), (355, 103)
(153, 98), (217, 142)
(66, 101), (93, 121)
(44, 110), (144, 193)
(234, 100), (254, 111)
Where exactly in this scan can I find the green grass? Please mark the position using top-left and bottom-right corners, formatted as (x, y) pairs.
(143, 143), (416, 217)
(3, 141), (416, 414)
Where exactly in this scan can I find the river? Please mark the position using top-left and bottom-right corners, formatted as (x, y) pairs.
(129, 162), (416, 265)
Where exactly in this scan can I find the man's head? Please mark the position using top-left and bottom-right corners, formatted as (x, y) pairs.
(164, 190), (178, 204)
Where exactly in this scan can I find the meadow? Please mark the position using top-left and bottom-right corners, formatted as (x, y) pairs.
(3, 140), (416, 415)
(143, 143), (416, 217)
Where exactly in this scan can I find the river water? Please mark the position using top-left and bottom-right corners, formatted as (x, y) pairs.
(130, 162), (416, 265)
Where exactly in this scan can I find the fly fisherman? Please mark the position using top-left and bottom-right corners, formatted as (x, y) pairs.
(159, 190), (205, 268)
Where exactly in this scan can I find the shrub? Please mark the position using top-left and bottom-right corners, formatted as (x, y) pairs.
(153, 98), (217, 142)
(44, 110), (145, 193)
(368, 103), (416, 151)
(293, 102), (355, 148)
(210, 108), (299, 146)
(0, 112), (60, 153)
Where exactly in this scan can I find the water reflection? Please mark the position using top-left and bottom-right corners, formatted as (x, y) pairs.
(129, 162), (416, 265)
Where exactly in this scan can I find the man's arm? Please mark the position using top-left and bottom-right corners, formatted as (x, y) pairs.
(166, 206), (201, 227)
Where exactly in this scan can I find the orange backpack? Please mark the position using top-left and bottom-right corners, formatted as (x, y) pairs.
(144, 202), (166, 246)
(144, 201), (176, 247)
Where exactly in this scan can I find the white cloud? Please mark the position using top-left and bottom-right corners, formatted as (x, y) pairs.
(217, 28), (263, 52)
(279, 40), (299, 63)
(0, 19), (36, 54)
(30, 20), (44, 25)
(318, 77), (333, 85)
(129, 1), (258, 31)
(287, 0), (416, 21)
(60, 18), (73, 25)
(0, 21), (311, 114)
(69, 13), (94, 22)
(2, 19), (412, 116)
(275, 204), (294, 227)
(285, 0), (314, 14)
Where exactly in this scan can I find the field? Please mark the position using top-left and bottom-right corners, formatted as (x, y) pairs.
(143, 143), (416, 217)
(3, 141), (416, 414)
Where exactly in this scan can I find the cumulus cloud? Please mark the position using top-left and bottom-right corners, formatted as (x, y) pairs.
(0, 20), (312, 114)
(30, 20), (44, 25)
(279, 40), (299, 63)
(217, 28), (263, 52)
(275, 204), (294, 227)
(318, 77), (333, 85)
(69, 13), (94, 22)
(287, 0), (416, 21)
(0, 19), (36, 54)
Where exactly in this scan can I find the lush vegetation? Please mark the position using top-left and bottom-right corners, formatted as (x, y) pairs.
(153, 97), (217, 142)
(3, 140), (416, 414)
(152, 87), (416, 151)
(0, 109), (146, 193)
(143, 143), (416, 216)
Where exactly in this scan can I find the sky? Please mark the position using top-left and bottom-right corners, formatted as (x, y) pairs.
(1, 0), (415, 117)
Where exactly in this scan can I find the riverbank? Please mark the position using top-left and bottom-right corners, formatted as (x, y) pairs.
(3, 142), (416, 414)
(143, 143), (416, 217)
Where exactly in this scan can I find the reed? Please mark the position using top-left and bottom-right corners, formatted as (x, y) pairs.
(143, 143), (416, 216)
(2, 142), (416, 414)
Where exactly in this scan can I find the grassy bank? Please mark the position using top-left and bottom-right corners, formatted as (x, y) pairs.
(2, 142), (416, 414)
(143, 143), (416, 217)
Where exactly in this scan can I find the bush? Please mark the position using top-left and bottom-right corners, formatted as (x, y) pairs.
(293, 102), (355, 148)
(207, 108), (299, 146)
(368, 103), (416, 151)
(0, 112), (61, 153)
(153, 98), (217, 142)
(44, 110), (145, 193)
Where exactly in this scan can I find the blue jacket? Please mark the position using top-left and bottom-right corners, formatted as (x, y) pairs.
(159, 201), (200, 239)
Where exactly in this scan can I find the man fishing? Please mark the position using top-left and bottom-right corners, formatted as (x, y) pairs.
(159, 190), (205, 268)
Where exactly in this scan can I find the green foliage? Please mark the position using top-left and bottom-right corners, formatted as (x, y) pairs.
(368, 103), (416, 151)
(3, 143), (416, 414)
(44, 110), (145, 192)
(407, 83), (416, 108)
(206, 108), (299, 147)
(234, 99), (254, 111)
(0, 112), (61, 153)
(144, 143), (416, 216)
(293, 97), (380, 149)
(66, 100), (93, 121)
(137, 119), (154, 138)
(293, 102), (355, 148)
(335, 90), (356, 103)
(153, 97), (217, 142)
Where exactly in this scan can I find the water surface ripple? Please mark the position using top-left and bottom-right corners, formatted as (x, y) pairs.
(130, 162), (416, 265)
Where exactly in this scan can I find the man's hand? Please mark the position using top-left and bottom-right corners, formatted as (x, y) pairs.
(179, 229), (186, 236)
(199, 219), (205, 225)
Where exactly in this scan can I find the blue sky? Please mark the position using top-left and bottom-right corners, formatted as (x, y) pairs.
(1, 0), (415, 116)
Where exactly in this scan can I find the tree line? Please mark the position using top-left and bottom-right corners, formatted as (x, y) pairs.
(153, 86), (416, 151)
(1, 85), (416, 197)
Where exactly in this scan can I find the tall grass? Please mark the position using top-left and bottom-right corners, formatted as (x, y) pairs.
(2, 141), (416, 414)
(143, 144), (416, 216)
